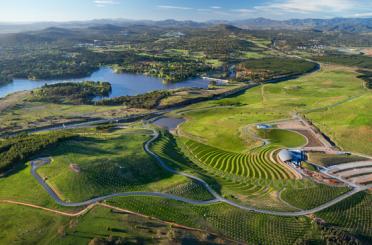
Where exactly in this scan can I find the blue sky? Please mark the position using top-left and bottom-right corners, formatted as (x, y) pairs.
(0, 0), (372, 22)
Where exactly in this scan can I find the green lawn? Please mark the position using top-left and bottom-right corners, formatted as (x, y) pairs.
(257, 128), (307, 148)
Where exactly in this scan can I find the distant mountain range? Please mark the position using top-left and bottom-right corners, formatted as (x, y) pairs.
(0, 17), (371, 34)
(228, 18), (372, 32)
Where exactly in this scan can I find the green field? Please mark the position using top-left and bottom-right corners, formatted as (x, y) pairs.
(170, 64), (370, 211)
(179, 65), (370, 155)
(1, 65), (370, 244)
(257, 128), (307, 148)
(1, 21), (372, 245)
(306, 93), (372, 155)
(0, 93), (144, 135)
(0, 163), (78, 211)
(0, 204), (68, 244)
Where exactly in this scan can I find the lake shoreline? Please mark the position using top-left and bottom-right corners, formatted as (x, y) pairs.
(0, 67), (209, 99)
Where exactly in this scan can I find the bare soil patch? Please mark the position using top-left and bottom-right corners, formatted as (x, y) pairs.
(69, 164), (81, 173)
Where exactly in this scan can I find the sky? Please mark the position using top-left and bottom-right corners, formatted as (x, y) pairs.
(0, 0), (372, 22)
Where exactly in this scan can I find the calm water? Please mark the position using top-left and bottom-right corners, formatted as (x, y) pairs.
(0, 67), (209, 98)
(152, 117), (185, 131)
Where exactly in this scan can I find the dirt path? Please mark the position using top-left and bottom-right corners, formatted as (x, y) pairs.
(0, 200), (94, 217)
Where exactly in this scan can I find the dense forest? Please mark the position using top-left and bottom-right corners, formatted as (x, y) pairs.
(0, 132), (73, 173)
(96, 90), (170, 109)
(30, 81), (112, 104)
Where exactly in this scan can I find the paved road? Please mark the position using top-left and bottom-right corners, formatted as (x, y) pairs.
(30, 158), (220, 207)
(30, 127), (371, 217)
(14, 61), (371, 216)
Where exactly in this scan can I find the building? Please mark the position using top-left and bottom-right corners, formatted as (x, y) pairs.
(278, 149), (306, 166)
(256, 124), (271, 129)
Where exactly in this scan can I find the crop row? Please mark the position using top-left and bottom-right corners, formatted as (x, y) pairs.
(107, 196), (312, 245)
(182, 139), (296, 180)
(317, 191), (372, 239)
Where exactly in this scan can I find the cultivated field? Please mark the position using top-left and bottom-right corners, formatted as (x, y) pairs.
(36, 127), (207, 202)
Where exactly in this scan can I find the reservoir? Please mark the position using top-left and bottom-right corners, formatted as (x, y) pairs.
(0, 67), (209, 98)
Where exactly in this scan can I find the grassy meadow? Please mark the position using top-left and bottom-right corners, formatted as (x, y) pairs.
(178, 65), (370, 155)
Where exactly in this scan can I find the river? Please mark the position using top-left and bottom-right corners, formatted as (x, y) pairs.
(0, 67), (209, 98)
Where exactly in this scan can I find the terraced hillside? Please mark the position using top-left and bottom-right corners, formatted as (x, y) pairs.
(151, 132), (322, 211)
(182, 139), (296, 180)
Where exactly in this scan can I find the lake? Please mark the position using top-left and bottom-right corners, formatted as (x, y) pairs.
(0, 67), (209, 98)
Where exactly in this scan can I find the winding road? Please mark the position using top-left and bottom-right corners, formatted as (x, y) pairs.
(30, 127), (371, 217)
(5, 61), (371, 217)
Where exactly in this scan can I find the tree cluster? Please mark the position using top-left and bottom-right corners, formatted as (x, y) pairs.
(0, 132), (73, 173)
(96, 90), (170, 109)
(31, 81), (112, 104)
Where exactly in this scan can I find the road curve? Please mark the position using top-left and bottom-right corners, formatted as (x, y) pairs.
(21, 60), (368, 216)
(30, 127), (370, 216)
(30, 159), (220, 207)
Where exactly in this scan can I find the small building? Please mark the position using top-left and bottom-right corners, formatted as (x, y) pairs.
(256, 124), (271, 129)
(278, 149), (306, 166)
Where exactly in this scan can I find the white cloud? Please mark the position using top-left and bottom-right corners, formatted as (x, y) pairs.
(232, 9), (255, 14)
(354, 12), (372, 17)
(256, 0), (354, 13)
(157, 5), (192, 10)
(93, 0), (120, 8)
(211, 6), (221, 9)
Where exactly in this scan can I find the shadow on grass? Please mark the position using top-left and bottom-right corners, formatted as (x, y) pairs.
(151, 130), (222, 196)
